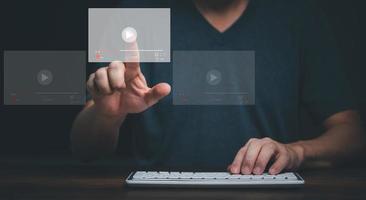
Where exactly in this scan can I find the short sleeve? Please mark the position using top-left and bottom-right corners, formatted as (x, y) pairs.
(300, 2), (356, 123)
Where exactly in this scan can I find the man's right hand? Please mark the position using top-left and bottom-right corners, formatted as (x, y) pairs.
(86, 42), (171, 119)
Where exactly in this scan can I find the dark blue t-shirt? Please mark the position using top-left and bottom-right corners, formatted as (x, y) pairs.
(94, 0), (354, 169)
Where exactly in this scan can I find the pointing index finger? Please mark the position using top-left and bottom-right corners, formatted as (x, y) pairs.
(123, 40), (141, 81)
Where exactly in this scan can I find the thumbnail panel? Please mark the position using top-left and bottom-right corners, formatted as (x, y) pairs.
(173, 51), (255, 105)
(4, 51), (86, 105)
(89, 8), (170, 63)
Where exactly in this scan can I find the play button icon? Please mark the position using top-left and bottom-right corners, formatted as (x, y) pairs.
(206, 69), (222, 86)
(37, 69), (53, 86)
(41, 74), (48, 82)
(122, 27), (137, 43)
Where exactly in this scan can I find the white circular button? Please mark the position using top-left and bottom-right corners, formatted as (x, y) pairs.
(121, 27), (137, 43)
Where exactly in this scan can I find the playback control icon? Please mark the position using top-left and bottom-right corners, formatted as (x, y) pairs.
(37, 69), (53, 86)
(206, 69), (222, 86)
(122, 27), (138, 43)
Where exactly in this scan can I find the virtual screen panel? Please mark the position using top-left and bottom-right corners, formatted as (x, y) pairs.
(89, 8), (170, 63)
(173, 51), (255, 106)
(4, 51), (86, 105)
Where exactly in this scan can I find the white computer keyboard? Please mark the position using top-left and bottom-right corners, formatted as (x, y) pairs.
(125, 171), (304, 188)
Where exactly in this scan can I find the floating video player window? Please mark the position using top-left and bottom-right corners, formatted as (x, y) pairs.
(88, 8), (170, 63)
(4, 51), (86, 105)
(173, 51), (255, 105)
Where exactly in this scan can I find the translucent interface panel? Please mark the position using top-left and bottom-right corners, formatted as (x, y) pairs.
(173, 51), (255, 105)
(4, 51), (86, 105)
(89, 8), (170, 63)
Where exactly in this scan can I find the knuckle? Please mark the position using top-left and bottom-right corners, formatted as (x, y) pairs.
(113, 81), (125, 89)
(265, 142), (277, 150)
(109, 61), (124, 70)
(108, 65), (118, 72)
(262, 137), (272, 142)
(244, 158), (254, 166)
(248, 138), (258, 143)
(95, 68), (105, 79)
(110, 60), (122, 66)
(88, 73), (95, 81)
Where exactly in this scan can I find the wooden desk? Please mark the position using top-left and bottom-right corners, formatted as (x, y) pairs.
(1, 156), (366, 200)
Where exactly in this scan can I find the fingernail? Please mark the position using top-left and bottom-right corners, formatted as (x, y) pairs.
(253, 167), (261, 174)
(229, 165), (236, 173)
(269, 168), (277, 175)
(243, 167), (251, 174)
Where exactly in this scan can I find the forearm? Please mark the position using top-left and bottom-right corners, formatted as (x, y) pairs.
(290, 121), (365, 164)
(70, 102), (126, 161)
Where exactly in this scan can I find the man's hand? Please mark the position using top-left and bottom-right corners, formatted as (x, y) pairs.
(71, 41), (170, 161)
(228, 137), (305, 175)
(87, 42), (171, 119)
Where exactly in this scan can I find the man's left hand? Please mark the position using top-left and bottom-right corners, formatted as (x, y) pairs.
(228, 137), (305, 175)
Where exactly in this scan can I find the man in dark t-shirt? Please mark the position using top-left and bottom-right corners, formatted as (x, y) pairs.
(71, 0), (365, 174)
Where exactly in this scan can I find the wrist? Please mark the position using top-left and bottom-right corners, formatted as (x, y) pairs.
(288, 141), (306, 164)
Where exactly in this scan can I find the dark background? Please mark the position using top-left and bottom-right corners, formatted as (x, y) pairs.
(0, 0), (365, 156)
